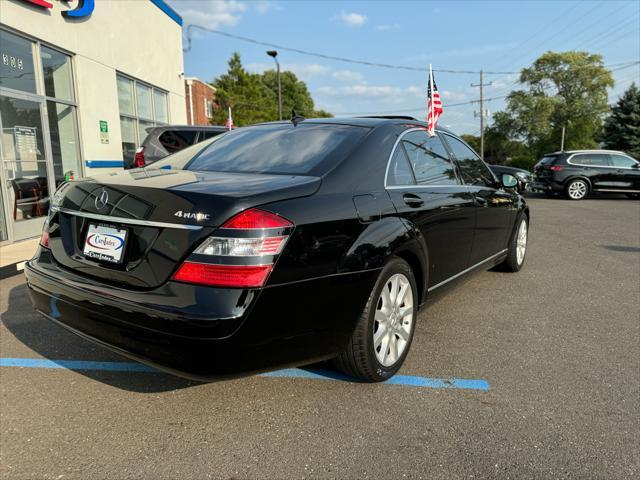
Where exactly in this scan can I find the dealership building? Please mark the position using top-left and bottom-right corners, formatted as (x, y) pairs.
(0, 0), (186, 247)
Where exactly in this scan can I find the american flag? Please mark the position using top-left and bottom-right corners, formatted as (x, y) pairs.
(426, 65), (443, 136)
(225, 106), (234, 131)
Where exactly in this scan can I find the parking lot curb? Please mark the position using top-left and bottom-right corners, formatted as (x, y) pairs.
(0, 261), (26, 280)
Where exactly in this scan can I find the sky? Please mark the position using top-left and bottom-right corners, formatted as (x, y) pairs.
(167, 0), (640, 135)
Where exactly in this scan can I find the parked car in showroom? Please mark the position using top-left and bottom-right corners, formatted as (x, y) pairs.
(26, 117), (529, 382)
(126, 125), (228, 169)
(532, 150), (640, 200)
(489, 164), (532, 193)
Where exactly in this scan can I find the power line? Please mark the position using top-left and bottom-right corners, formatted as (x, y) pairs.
(332, 61), (639, 116)
(332, 95), (509, 116)
(183, 24), (519, 75)
(572, 12), (640, 51)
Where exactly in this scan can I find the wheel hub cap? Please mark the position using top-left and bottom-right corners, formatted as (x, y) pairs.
(373, 273), (414, 367)
(569, 181), (587, 199)
(516, 219), (527, 265)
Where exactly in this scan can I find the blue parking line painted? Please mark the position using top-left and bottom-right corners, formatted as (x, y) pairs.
(0, 357), (156, 372)
(0, 357), (489, 391)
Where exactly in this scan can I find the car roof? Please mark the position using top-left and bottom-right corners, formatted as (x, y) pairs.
(254, 117), (456, 135)
(545, 149), (628, 156)
(151, 125), (228, 131)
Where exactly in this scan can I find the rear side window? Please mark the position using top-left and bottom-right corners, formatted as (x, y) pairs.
(570, 154), (611, 167)
(159, 130), (199, 153)
(184, 123), (369, 175)
(200, 130), (224, 140)
(387, 146), (415, 186)
(609, 154), (637, 168)
(400, 130), (458, 185)
(445, 134), (496, 187)
(538, 156), (558, 165)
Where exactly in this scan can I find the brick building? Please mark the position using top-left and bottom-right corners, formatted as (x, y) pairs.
(185, 77), (216, 126)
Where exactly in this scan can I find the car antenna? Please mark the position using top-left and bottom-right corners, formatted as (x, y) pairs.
(291, 109), (305, 127)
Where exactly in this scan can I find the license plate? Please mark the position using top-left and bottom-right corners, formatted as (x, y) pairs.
(83, 223), (127, 264)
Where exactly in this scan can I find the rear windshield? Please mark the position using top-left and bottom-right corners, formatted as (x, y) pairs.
(538, 155), (558, 165)
(172, 123), (369, 175)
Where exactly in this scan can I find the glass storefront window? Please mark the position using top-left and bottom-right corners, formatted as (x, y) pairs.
(117, 73), (169, 161)
(0, 97), (50, 224)
(0, 30), (36, 94)
(136, 83), (153, 120)
(120, 116), (137, 164)
(138, 119), (154, 144)
(117, 75), (134, 115)
(154, 90), (168, 124)
(47, 101), (80, 183)
(41, 46), (74, 102)
(0, 30), (81, 243)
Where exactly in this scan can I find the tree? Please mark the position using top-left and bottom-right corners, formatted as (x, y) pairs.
(602, 83), (640, 159)
(499, 51), (614, 160)
(210, 53), (332, 126)
(461, 134), (480, 153)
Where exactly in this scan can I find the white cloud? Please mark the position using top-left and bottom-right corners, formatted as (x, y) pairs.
(253, 1), (280, 14)
(375, 23), (400, 31)
(406, 85), (424, 98)
(246, 62), (331, 81)
(168, 0), (247, 29)
(442, 90), (467, 102)
(332, 70), (364, 82)
(335, 10), (368, 27)
(316, 84), (409, 105)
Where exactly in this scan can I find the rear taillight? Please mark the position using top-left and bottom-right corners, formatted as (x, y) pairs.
(171, 208), (293, 288)
(172, 263), (273, 288)
(39, 230), (50, 249)
(134, 147), (145, 168)
(549, 165), (564, 172)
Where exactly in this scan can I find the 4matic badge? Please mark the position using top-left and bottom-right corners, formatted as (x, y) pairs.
(174, 210), (210, 222)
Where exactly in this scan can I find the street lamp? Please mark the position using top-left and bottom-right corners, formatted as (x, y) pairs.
(266, 50), (282, 121)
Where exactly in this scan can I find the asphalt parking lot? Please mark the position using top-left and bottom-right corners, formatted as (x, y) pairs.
(1, 195), (639, 479)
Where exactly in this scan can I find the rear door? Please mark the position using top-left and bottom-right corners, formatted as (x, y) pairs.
(442, 133), (516, 265)
(385, 129), (476, 287)
(608, 153), (640, 190)
(567, 153), (614, 190)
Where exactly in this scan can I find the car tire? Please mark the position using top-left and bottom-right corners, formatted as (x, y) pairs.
(333, 257), (418, 382)
(498, 215), (528, 272)
(566, 179), (589, 200)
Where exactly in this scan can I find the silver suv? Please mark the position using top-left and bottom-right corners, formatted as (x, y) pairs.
(125, 125), (228, 169)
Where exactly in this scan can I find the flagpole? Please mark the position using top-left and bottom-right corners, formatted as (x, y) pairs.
(429, 64), (434, 135)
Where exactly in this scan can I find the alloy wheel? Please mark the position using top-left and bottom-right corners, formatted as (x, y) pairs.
(568, 180), (587, 200)
(373, 273), (414, 367)
(516, 219), (528, 265)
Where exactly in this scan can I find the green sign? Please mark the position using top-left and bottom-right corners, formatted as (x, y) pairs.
(99, 120), (109, 144)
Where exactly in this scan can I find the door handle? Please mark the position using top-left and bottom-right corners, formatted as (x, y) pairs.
(403, 193), (424, 208)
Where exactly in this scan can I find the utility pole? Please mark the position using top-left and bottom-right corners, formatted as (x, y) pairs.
(266, 50), (282, 121)
(471, 70), (492, 160)
(560, 126), (566, 151)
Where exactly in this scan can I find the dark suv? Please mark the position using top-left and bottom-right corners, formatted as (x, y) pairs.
(533, 150), (640, 200)
(125, 125), (228, 169)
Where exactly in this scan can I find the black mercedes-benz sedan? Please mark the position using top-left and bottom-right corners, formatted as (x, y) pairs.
(25, 117), (529, 382)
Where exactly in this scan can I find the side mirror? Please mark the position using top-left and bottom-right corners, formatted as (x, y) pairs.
(502, 173), (519, 189)
(632, 163), (640, 169)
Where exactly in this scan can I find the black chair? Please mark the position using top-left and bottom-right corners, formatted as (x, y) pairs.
(11, 178), (43, 220)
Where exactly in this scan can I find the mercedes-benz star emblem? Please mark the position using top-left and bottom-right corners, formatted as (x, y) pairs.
(95, 189), (109, 210)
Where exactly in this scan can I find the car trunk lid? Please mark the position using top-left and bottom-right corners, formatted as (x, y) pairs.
(49, 168), (320, 289)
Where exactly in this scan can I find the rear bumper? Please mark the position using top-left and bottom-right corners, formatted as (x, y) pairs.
(531, 179), (563, 192)
(25, 249), (378, 380)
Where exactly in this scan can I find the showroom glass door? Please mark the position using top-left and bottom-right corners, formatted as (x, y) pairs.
(0, 93), (53, 241)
